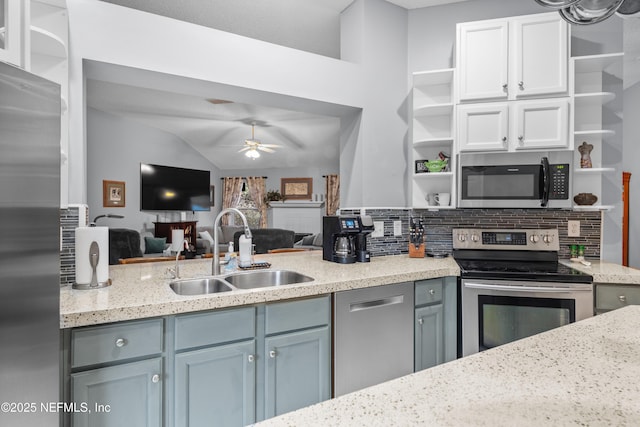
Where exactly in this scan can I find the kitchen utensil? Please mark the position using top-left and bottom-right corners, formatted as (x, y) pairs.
(409, 218), (425, 258)
(560, 0), (625, 24)
(535, 0), (581, 7)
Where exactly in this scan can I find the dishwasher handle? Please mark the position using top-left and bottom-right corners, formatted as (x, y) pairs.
(349, 295), (404, 312)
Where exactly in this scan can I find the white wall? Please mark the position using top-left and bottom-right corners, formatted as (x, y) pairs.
(87, 108), (221, 231)
(624, 81), (640, 268)
(340, 0), (409, 207)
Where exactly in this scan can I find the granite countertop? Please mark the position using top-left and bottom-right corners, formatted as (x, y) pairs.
(561, 259), (640, 285)
(60, 252), (460, 329)
(258, 305), (640, 426)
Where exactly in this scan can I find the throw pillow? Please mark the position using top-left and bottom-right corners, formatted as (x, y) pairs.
(312, 233), (323, 247)
(144, 236), (166, 254)
(199, 230), (214, 246)
(301, 234), (316, 245)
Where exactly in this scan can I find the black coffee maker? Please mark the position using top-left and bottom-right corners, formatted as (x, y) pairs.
(355, 215), (374, 262)
(323, 216), (360, 264)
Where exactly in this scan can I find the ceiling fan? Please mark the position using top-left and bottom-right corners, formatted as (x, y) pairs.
(239, 123), (280, 159)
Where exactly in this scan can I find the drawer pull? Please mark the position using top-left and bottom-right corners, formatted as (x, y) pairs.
(418, 318), (423, 325)
(248, 354), (255, 363)
(429, 289), (435, 296)
(619, 295), (627, 303)
(151, 374), (160, 383)
(115, 338), (127, 348)
(269, 350), (277, 358)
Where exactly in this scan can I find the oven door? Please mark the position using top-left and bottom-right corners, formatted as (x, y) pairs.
(461, 279), (593, 356)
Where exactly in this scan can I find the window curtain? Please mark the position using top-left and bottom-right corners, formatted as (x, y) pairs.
(246, 176), (267, 228)
(221, 177), (244, 225)
(325, 174), (340, 216)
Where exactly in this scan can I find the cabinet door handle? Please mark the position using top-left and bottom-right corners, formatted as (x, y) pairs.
(519, 81), (524, 90)
(619, 295), (627, 303)
(418, 318), (423, 325)
(151, 374), (160, 383)
(502, 83), (508, 91)
(248, 354), (255, 363)
(115, 338), (126, 348)
(518, 135), (524, 145)
(502, 136), (507, 144)
(269, 350), (277, 358)
(429, 289), (435, 296)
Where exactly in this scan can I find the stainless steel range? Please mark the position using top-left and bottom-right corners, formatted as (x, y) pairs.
(453, 228), (593, 356)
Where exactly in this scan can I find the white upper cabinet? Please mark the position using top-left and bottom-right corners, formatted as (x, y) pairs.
(457, 98), (569, 152)
(457, 12), (569, 103)
(0, 0), (24, 66)
(457, 20), (509, 102)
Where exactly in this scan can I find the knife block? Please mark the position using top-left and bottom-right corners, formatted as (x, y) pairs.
(409, 243), (425, 258)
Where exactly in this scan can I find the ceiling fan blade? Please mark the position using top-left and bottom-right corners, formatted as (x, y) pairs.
(238, 146), (251, 152)
(258, 146), (275, 153)
(260, 143), (281, 148)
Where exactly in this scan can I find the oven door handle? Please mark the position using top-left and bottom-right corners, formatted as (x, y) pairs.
(463, 282), (592, 293)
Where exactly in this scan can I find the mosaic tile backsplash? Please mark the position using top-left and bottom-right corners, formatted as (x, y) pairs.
(340, 208), (601, 259)
(60, 206), (79, 286)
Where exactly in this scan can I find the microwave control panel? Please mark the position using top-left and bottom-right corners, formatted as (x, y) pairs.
(549, 164), (569, 200)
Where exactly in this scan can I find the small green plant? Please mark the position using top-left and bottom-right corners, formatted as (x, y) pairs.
(264, 190), (286, 207)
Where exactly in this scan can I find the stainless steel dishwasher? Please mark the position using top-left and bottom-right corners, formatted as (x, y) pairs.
(333, 282), (414, 396)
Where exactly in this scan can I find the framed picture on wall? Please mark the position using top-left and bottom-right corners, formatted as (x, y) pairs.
(281, 177), (313, 200)
(103, 180), (126, 207)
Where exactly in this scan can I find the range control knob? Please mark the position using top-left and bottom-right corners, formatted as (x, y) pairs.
(543, 234), (554, 244)
(529, 235), (540, 244)
(471, 233), (479, 242)
(458, 234), (466, 242)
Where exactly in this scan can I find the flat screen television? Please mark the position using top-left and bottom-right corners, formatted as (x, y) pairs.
(140, 163), (211, 211)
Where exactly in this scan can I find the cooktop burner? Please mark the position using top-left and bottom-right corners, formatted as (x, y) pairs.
(455, 259), (593, 283)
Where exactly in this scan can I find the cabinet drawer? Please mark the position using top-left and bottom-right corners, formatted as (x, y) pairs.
(265, 296), (330, 335)
(596, 284), (640, 311)
(175, 307), (255, 351)
(71, 319), (163, 368)
(415, 279), (443, 306)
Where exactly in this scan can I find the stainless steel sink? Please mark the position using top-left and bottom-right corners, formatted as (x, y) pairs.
(223, 270), (314, 289)
(170, 277), (234, 295)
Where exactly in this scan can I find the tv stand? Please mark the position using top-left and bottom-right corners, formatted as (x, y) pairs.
(154, 221), (197, 249)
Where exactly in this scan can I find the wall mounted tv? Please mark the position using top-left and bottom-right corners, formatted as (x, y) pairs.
(140, 163), (211, 211)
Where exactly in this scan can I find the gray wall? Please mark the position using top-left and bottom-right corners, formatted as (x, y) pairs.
(87, 108), (222, 232)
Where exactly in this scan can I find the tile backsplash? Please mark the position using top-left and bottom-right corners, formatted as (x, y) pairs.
(340, 208), (601, 259)
(60, 206), (79, 286)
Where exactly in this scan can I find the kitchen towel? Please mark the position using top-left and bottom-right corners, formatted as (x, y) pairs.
(75, 226), (109, 285)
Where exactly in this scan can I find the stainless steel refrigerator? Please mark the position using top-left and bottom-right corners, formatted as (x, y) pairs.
(0, 61), (61, 426)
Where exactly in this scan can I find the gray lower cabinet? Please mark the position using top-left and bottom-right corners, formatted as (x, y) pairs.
(68, 318), (165, 427)
(595, 283), (640, 314)
(414, 277), (457, 372)
(71, 358), (163, 427)
(264, 326), (330, 419)
(174, 340), (256, 427)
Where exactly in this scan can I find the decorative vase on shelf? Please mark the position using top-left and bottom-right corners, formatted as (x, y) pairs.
(578, 141), (593, 169)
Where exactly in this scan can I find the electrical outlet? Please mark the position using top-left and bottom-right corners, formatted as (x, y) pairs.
(372, 221), (384, 238)
(568, 220), (580, 237)
(393, 220), (402, 236)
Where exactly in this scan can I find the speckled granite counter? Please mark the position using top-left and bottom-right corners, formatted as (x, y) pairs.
(257, 305), (640, 426)
(60, 252), (459, 328)
(561, 260), (640, 285)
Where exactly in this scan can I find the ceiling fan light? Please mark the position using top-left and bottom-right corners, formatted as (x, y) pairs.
(245, 148), (260, 159)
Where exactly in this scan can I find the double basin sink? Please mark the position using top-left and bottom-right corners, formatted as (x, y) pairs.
(170, 270), (314, 296)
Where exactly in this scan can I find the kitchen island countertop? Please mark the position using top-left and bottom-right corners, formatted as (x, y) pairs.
(257, 305), (640, 426)
(60, 251), (459, 328)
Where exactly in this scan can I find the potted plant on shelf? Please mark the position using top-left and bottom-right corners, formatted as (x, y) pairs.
(264, 190), (286, 207)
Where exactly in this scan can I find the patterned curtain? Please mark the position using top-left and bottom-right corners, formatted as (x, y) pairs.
(221, 177), (244, 225)
(325, 174), (340, 216)
(246, 176), (267, 228)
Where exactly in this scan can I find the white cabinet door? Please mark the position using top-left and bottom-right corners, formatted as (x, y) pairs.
(511, 14), (568, 99)
(457, 20), (509, 102)
(457, 103), (509, 152)
(512, 98), (569, 150)
(0, 0), (23, 66)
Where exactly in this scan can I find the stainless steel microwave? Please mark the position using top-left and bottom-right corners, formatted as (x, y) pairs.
(458, 156), (571, 208)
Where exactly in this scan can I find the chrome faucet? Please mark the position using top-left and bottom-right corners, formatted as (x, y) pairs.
(168, 239), (189, 279)
(213, 208), (252, 275)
